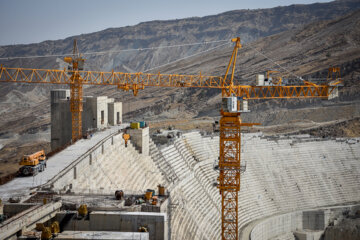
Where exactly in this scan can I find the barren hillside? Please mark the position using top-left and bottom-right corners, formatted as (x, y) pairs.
(0, 1), (360, 178)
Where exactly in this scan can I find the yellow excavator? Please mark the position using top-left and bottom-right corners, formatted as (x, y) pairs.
(19, 150), (47, 176)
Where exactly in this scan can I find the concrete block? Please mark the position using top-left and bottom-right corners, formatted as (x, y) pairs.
(303, 210), (329, 230)
(128, 127), (149, 156)
(3, 203), (37, 217)
(56, 231), (149, 240)
(58, 211), (166, 240)
(108, 102), (122, 125)
(83, 96), (108, 132)
(51, 90), (72, 151)
(294, 230), (324, 240)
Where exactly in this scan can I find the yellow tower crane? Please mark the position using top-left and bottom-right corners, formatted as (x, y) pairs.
(63, 39), (85, 142)
(0, 37), (341, 240)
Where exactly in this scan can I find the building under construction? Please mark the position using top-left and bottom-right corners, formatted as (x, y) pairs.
(0, 38), (359, 240)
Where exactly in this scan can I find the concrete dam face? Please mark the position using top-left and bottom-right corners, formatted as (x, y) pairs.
(0, 128), (359, 240)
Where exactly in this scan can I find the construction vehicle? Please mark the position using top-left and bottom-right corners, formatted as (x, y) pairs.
(78, 204), (88, 217)
(19, 150), (47, 176)
(0, 38), (342, 240)
(123, 133), (130, 147)
(151, 196), (158, 205)
(115, 190), (124, 200)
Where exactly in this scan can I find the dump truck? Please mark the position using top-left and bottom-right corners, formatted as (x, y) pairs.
(19, 150), (47, 176)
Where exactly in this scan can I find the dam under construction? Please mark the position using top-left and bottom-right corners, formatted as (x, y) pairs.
(0, 53), (359, 240)
(0, 29), (359, 239)
(0, 106), (359, 239)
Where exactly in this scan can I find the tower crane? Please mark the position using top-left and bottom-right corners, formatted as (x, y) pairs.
(0, 37), (341, 240)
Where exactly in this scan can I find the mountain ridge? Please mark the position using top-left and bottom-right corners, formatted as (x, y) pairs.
(0, 0), (359, 177)
(1, 0), (360, 73)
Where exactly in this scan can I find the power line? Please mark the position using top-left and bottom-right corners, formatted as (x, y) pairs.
(0, 39), (229, 60)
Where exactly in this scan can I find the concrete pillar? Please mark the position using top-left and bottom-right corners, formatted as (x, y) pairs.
(128, 127), (150, 156)
(108, 101), (122, 125)
(51, 89), (72, 151)
(83, 96), (109, 133)
(303, 210), (329, 230)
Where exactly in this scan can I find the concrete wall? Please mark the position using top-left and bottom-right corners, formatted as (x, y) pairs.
(0, 202), (62, 240)
(250, 211), (302, 240)
(51, 89), (72, 150)
(95, 96), (108, 129)
(56, 211), (167, 240)
(82, 96), (97, 133)
(3, 203), (37, 218)
(303, 210), (330, 230)
(250, 207), (346, 240)
(51, 92), (118, 150)
(128, 127), (149, 156)
(83, 96), (108, 132)
(56, 231), (149, 240)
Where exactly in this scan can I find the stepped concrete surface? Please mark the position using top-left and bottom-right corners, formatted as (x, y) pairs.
(0, 125), (125, 200)
(149, 132), (360, 240)
(1, 128), (359, 240)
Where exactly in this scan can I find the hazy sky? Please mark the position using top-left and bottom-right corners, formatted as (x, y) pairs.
(0, 0), (332, 46)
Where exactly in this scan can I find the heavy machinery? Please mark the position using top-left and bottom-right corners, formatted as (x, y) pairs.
(123, 133), (130, 147)
(0, 37), (342, 239)
(19, 150), (47, 176)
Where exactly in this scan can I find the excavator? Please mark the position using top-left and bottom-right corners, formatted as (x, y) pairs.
(0, 37), (342, 240)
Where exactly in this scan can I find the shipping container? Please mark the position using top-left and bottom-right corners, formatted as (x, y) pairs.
(139, 121), (146, 128)
(130, 122), (140, 129)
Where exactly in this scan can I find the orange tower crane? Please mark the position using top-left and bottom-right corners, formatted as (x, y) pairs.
(63, 40), (85, 141)
(0, 38), (341, 240)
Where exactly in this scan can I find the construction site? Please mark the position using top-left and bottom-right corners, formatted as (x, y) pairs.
(0, 1), (360, 240)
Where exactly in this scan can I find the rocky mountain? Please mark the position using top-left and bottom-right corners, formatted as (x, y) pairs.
(1, 0), (360, 72)
(0, 0), (360, 177)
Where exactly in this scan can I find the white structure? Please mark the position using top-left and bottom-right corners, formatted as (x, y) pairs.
(149, 132), (360, 239)
(51, 89), (122, 150)
(108, 101), (122, 125)
(128, 127), (150, 156)
(1, 129), (359, 240)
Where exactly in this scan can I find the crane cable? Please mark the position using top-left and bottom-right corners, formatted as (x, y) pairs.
(0, 39), (229, 60)
(0, 38), (304, 82)
(143, 42), (231, 73)
(245, 43), (304, 81)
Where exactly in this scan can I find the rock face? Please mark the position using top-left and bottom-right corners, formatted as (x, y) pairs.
(324, 218), (360, 240)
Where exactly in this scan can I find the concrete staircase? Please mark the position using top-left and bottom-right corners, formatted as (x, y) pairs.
(151, 132), (360, 240)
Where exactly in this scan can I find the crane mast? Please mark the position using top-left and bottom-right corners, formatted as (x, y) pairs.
(0, 37), (342, 240)
(218, 37), (259, 239)
(64, 40), (85, 142)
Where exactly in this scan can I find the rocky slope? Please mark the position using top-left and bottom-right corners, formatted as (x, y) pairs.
(0, 0), (360, 178)
(1, 0), (360, 72)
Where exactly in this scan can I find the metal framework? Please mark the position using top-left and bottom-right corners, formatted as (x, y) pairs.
(219, 111), (258, 239)
(0, 37), (342, 240)
(69, 40), (84, 142)
(0, 68), (338, 99)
